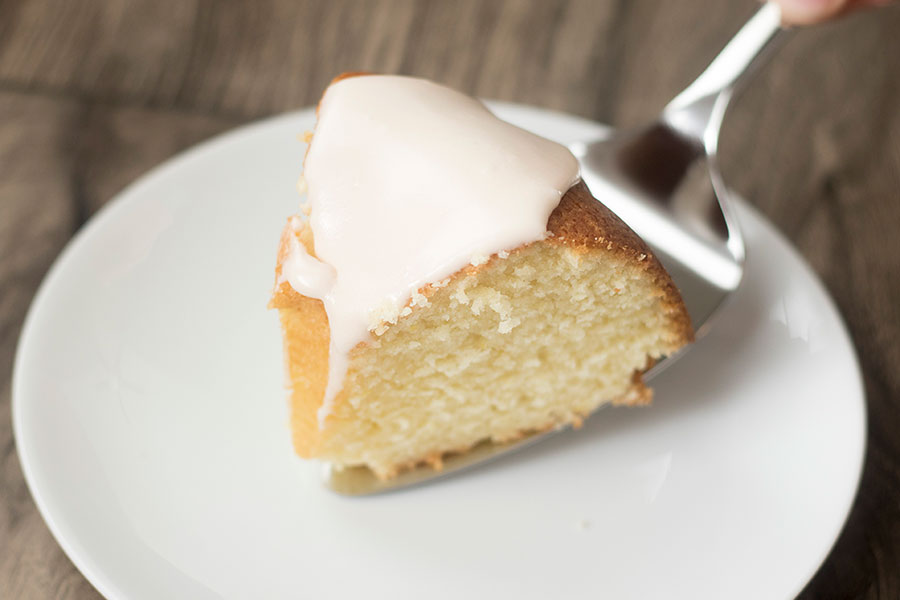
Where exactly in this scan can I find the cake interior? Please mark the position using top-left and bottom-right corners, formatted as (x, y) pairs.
(279, 237), (683, 479)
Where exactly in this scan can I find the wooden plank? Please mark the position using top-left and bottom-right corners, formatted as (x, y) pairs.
(0, 0), (621, 116)
(0, 0), (763, 118)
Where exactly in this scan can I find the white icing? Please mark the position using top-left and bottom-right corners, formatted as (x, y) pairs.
(279, 232), (336, 299)
(282, 75), (580, 426)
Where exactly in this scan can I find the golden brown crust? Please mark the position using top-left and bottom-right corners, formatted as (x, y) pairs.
(547, 180), (694, 348)
(269, 219), (331, 457)
(278, 303), (329, 456)
(548, 180), (653, 257)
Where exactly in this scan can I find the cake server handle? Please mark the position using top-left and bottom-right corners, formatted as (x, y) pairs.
(662, 2), (786, 148)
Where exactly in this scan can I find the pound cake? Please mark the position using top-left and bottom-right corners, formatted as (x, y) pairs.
(270, 74), (693, 479)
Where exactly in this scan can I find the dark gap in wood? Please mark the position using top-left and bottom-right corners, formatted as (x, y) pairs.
(68, 104), (92, 232)
(69, 173), (90, 232)
(396, 2), (429, 76)
(0, 79), (253, 123)
(536, 1), (567, 72)
(590, 0), (629, 125)
(171, 0), (206, 109)
(460, 1), (503, 94)
(819, 174), (854, 307)
(0, 1), (25, 57)
(784, 183), (829, 242)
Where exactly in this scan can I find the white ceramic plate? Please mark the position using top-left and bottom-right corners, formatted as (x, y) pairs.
(13, 105), (865, 600)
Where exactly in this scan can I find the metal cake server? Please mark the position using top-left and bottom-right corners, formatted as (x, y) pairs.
(325, 3), (786, 495)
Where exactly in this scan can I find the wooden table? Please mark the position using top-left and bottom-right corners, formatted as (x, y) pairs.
(1, 1), (898, 597)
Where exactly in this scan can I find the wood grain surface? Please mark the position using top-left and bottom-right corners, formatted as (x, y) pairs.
(1, 1), (898, 598)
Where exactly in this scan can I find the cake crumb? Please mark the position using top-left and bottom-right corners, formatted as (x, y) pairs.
(302, 130), (314, 143)
(368, 298), (402, 334)
(296, 175), (308, 196)
(578, 519), (591, 531)
(452, 286), (470, 305)
(470, 254), (489, 266)
(498, 317), (520, 334)
(425, 453), (444, 471)
(498, 250), (510, 259)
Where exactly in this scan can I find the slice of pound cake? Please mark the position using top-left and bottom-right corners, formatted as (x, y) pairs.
(270, 74), (693, 479)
